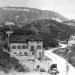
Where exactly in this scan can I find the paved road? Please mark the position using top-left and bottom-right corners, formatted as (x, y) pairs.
(0, 71), (51, 75)
(45, 50), (75, 75)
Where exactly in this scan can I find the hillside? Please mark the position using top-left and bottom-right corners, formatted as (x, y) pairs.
(0, 6), (67, 27)
(1, 19), (75, 48)
(24, 19), (75, 40)
(63, 20), (75, 26)
(0, 49), (28, 73)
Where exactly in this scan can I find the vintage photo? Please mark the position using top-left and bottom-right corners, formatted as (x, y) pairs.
(0, 0), (74, 75)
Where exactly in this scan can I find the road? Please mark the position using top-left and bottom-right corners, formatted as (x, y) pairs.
(45, 50), (75, 75)
(0, 71), (51, 75)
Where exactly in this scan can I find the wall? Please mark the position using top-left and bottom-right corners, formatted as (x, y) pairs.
(28, 41), (44, 59)
(10, 43), (29, 56)
(10, 41), (44, 60)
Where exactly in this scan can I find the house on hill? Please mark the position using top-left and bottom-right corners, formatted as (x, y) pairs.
(9, 35), (44, 60)
(68, 34), (75, 45)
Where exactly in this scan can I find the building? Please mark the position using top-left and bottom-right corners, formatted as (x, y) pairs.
(68, 34), (75, 46)
(9, 35), (44, 60)
(51, 17), (63, 23)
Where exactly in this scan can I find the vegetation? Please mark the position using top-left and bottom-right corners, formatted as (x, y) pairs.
(53, 45), (75, 67)
(68, 45), (75, 67)
(1, 19), (75, 48)
(0, 6), (67, 26)
(0, 49), (28, 73)
(20, 19), (75, 47)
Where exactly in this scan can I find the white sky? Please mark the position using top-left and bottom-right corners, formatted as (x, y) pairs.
(0, 0), (75, 19)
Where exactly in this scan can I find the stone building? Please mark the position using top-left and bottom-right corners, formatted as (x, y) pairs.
(9, 35), (44, 60)
(68, 34), (75, 46)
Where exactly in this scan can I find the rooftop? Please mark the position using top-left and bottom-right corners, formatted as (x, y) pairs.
(9, 35), (43, 43)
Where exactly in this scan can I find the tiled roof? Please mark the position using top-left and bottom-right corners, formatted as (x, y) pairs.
(9, 35), (29, 43)
(9, 35), (43, 43)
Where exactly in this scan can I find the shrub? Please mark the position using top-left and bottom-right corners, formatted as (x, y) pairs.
(0, 49), (26, 73)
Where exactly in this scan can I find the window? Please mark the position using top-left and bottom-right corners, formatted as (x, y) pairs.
(12, 45), (16, 49)
(14, 52), (17, 54)
(17, 45), (21, 49)
(19, 52), (22, 54)
(50, 64), (57, 70)
(24, 52), (28, 56)
(71, 37), (73, 40)
(37, 45), (41, 49)
(22, 45), (27, 49)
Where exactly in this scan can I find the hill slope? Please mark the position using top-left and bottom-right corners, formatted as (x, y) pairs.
(0, 49), (27, 73)
(2, 19), (75, 48)
(63, 20), (75, 26)
(0, 6), (67, 27)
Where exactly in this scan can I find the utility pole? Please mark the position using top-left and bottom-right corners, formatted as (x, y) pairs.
(6, 31), (13, 52)
(5, 21), (15, 52)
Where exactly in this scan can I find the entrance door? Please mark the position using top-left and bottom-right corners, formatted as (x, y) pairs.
(30, 45), (35, 55)
(38, 52), (41, 60)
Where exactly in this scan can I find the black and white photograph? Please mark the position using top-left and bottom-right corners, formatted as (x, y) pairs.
(0, 0), (75, 75)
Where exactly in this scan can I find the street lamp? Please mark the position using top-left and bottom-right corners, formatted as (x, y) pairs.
(5, 21), (14, 52)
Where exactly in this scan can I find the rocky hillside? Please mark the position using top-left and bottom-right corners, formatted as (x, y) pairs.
(0, 6), (67, 27)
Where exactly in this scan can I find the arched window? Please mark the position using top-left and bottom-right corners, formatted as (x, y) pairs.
(19, 52), (22, 54)
(71, 36), (73, 40)
(30, 45), (34, 51)
(12, 45), (16, 49)
(24, 52), (28, 56)
(22, 45), (27, 49)
(50, 64), (57, 70)
(17, 45), (21, 49)
(37, 45), (41, 49)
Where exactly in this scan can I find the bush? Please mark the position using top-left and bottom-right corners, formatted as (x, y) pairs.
(0, 50), (26, 73)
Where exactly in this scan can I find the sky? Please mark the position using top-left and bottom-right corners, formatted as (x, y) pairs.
(0, 0), (75, 19)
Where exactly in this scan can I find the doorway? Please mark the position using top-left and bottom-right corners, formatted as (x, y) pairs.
(30, 45), (35, 55)
(38, 52), (41, 60)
